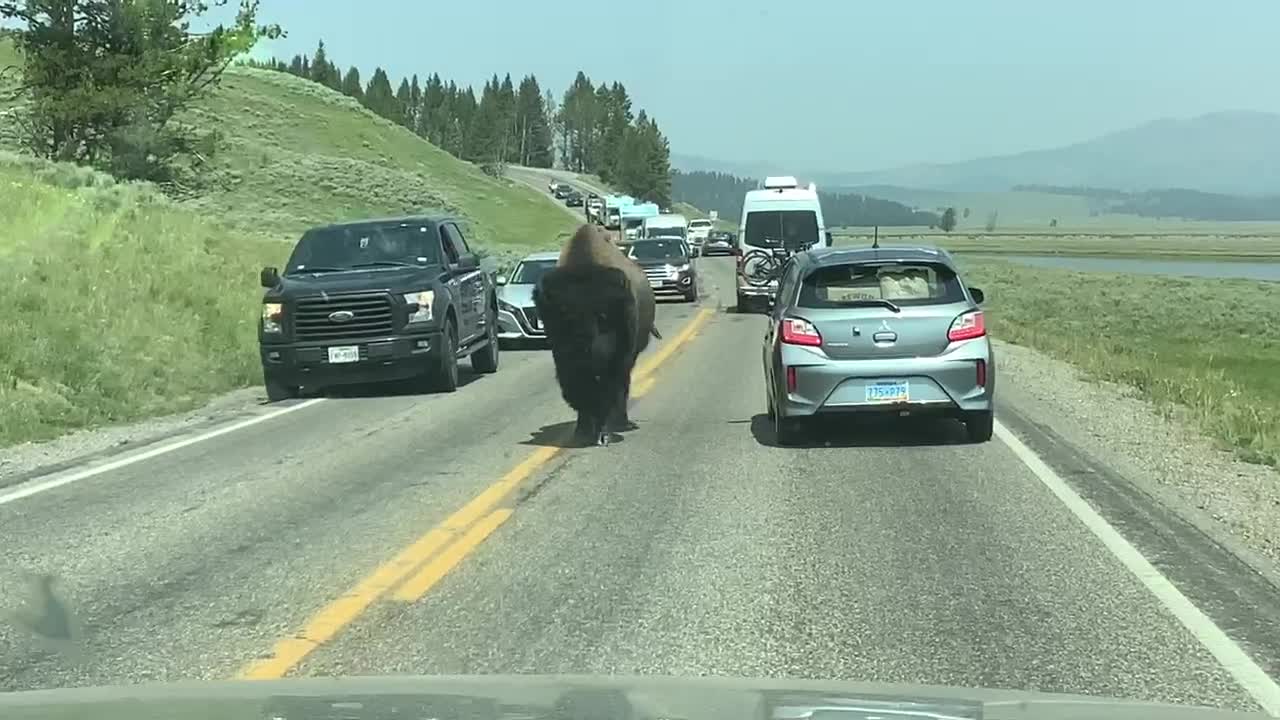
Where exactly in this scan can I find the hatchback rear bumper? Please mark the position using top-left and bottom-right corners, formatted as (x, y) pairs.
(772, 339), (995, 418)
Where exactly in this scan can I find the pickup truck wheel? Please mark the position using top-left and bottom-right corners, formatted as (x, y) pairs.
(263, 375), (299, 403)
(471, 307), (500, 374)
(430, 320), (460, 393)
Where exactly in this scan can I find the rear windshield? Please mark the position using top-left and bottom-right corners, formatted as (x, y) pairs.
(798, 262), (966, 308)
(690, 220), (712, 228)
(744, 210), (817, 249)
(286, 223), (442, 273)
(645, 225), (687, 239)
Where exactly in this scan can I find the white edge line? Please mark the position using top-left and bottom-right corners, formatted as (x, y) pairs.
(0, 398), (328, 507)
(994, 419), (1280, 716)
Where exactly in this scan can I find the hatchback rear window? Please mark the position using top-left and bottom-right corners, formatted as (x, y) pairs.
(798, 262), (966, 308)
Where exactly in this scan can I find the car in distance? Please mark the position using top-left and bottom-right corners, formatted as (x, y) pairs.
(625, 237), (698, 302)
(495, 251), (559, 345)
(553, 184), (575, 200)
(762, 245), (993, 446)
(257, 215), (500, 401)
(564, 191), (584, 208)
(703, 229), (736, 256)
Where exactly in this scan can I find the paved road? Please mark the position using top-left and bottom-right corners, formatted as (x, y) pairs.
(2, 245), (1280, 713)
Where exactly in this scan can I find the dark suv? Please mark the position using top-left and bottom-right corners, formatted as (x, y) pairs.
(625, 237), (698, 302)
(257, 215), (500, 401)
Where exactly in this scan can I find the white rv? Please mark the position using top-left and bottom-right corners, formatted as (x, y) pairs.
(735, 175), (831, 310)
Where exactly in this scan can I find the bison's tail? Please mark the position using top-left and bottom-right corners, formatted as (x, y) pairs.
(650, 326), (662, 340)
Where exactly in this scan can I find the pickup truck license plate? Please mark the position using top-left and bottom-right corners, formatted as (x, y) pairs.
(328, 345), (359, 364)
(866, 381), (909, 403)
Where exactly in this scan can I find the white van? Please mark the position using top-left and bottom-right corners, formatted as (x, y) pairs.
(736, 176), (832, 311)
(642, 214), (689, 240)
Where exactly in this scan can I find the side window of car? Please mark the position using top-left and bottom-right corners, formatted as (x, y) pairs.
(448, 222), (472, 255)
(439, 224), (461, 266)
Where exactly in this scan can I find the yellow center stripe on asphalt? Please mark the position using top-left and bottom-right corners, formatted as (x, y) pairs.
(236, 307), (714, 680)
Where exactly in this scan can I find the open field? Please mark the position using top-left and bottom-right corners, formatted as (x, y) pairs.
(959, 257), (1280, 466)
(835, 229), (1280, 260)
(0, 40), (575, 448)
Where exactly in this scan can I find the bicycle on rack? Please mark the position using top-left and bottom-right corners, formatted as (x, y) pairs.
(737, 240), (813, 288)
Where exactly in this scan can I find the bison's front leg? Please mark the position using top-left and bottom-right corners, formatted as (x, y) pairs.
(606, 372), (637, 432)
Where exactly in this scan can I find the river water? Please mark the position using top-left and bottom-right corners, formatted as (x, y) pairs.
(967, 254), (1280, 283)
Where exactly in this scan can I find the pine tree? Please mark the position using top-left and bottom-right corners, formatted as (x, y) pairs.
(310, 40), (339, 89)
(421, 73), (447, 145)
(341, 66), (364, 101)
(409, 74), (423, 135)
(363, 67), (397, 120)
(394, 78), (413, 128)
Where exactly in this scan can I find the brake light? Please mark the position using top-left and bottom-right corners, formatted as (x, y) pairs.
(976, 359), (987, 387)
(781, 317), (822, 346)
(948, 310), (985, 342)
(786, 366), (797, 393)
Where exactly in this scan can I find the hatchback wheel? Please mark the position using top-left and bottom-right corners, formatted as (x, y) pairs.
(963, 410), (994, 443)
(774, 411), (803, 447)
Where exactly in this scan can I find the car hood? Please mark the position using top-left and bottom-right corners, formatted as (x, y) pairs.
(0, 674), (1263, 720)
(273, 266), (445, 296)
(498, 283), (536, 307)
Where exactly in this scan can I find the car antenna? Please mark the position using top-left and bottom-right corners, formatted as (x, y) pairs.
(872, 225), (880, 249)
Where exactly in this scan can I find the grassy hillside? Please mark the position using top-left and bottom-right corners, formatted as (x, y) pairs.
(0, 40), (576, 448)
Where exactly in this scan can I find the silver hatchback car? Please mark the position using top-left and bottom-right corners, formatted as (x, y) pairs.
(762, 246), (994, 445)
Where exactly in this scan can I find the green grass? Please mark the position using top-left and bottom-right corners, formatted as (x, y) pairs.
(959, 258), (1280, 466)
(0, 40), (576, 447)
(0, 153), (278, 445)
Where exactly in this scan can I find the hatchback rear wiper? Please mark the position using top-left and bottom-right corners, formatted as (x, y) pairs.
(840, 299), (901, 313)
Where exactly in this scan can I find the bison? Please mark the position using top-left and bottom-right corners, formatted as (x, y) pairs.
(533, 224), (662, 447)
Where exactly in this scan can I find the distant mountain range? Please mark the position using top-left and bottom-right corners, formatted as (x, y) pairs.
(674, 111), (1280, 196)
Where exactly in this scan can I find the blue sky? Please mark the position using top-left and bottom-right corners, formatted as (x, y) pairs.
(204, 0), (1280, 172)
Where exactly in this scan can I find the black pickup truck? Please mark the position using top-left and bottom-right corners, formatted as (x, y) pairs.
(257, 215), (500, 401)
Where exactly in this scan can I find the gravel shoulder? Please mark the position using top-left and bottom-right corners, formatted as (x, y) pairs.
(994, 338), (1280, 584)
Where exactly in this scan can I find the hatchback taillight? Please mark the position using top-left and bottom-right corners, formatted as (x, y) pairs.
(781, 317), (822, 346)
(948, 310), (985, 342)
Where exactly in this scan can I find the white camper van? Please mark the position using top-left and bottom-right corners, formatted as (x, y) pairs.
(736, 176), (831, 311)
(642, 213), (688, 239)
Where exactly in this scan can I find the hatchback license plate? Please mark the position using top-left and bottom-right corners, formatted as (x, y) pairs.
(866, 381), (909, 403)
(328, 345), (359, 364)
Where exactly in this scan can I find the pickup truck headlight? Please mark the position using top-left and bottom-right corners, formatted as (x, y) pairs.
(261, 302), (283, 334)
(404, 290), (434, 324)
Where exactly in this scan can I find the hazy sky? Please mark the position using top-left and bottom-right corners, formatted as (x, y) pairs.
(232, 1), (1276, 172)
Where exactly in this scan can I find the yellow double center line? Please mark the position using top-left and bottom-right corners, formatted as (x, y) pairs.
(237, 307), (714, 680)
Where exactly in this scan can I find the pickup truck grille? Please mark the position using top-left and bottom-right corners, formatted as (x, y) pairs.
(294, 292), (394, 341)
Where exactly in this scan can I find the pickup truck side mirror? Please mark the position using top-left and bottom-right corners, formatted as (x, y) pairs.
(825, 230), (834, 245)
(970, 286), (985, 305)
(260, 266), (280, 288)
(456, 255), (479, 271)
